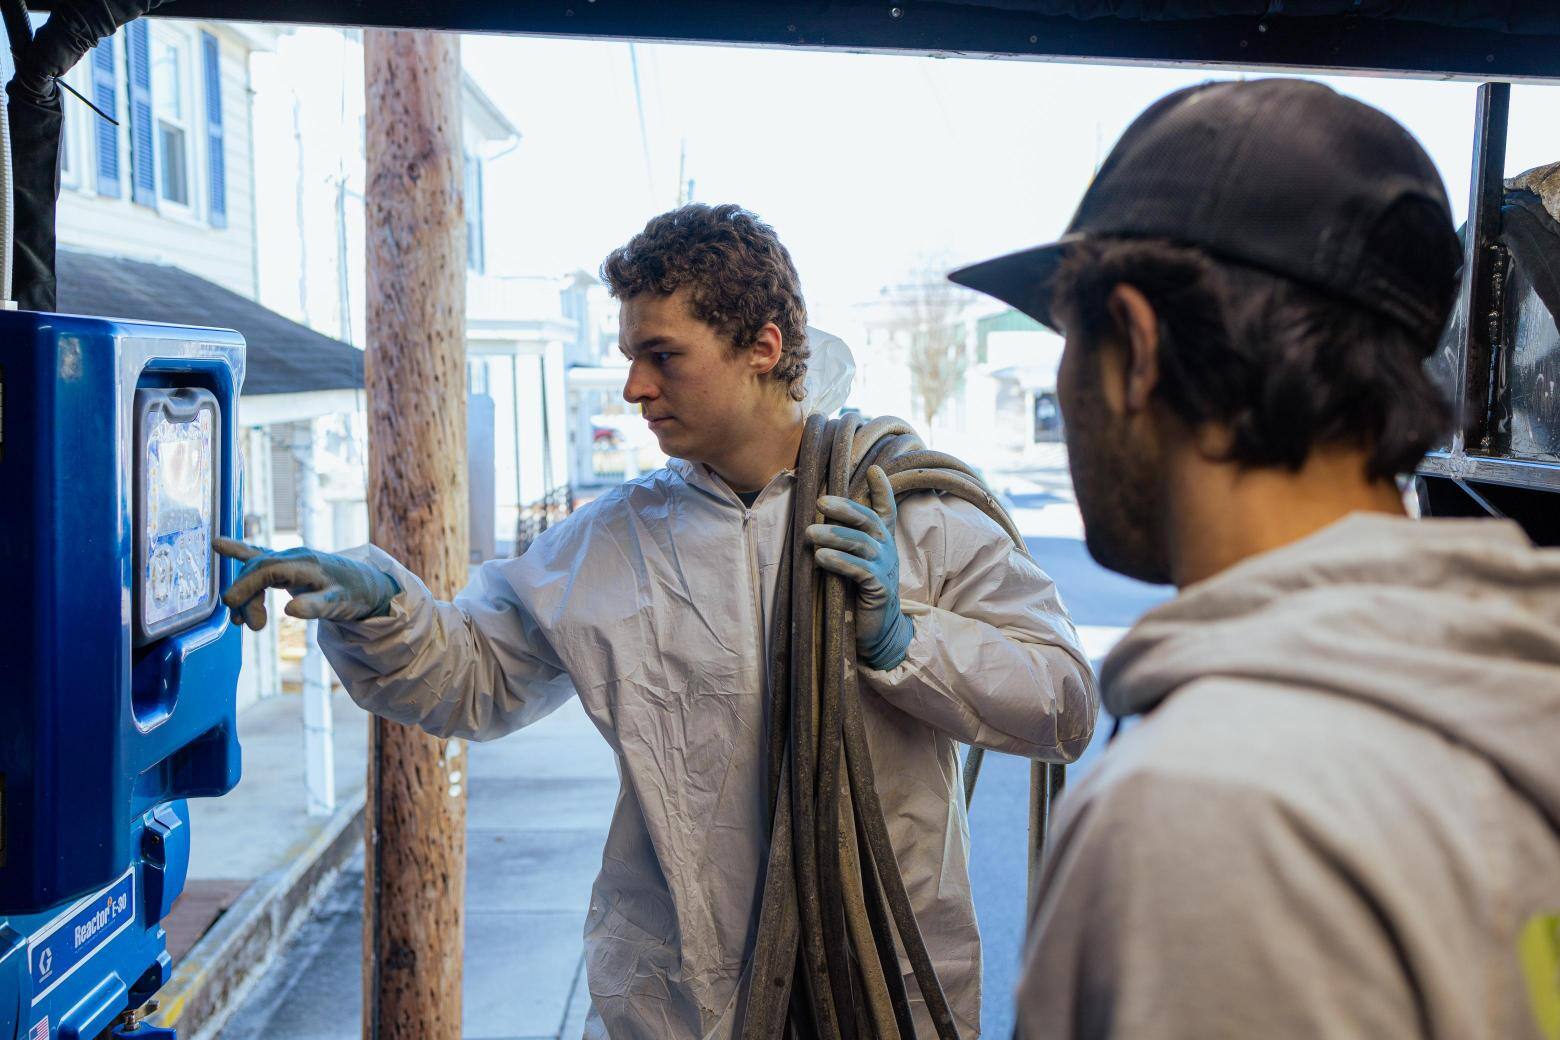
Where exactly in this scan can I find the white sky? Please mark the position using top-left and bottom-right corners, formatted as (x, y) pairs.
(461, 34), (1560, 329)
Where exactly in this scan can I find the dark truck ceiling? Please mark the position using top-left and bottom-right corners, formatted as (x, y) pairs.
(41, 0), (1560, 80)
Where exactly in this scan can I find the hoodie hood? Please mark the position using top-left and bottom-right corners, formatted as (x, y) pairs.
(1102, 512), (1560, 831)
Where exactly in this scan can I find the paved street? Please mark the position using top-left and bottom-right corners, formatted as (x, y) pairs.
(966, 458), (1172, 1039)
(220, 454), (1171, 1039)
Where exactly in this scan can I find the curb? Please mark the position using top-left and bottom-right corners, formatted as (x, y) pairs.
(148, 790), (367, 1038)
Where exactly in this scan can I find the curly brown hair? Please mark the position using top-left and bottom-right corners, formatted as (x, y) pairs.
(601, 204), (810, 401)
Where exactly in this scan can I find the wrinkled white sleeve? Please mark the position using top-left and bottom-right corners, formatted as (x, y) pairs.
(316, 542), (577, 743)
(860, 494), (1099, 760)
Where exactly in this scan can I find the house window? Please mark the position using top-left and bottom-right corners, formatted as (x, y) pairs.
(151, 31), (194, 208)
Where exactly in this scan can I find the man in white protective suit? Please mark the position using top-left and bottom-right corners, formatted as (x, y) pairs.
(217, 203), (1099, 1040)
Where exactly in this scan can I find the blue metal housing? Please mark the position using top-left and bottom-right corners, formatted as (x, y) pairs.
(0, 801), (190, 1039)
(0, 312), (246, 1039)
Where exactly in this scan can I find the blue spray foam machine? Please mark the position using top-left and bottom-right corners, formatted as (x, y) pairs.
(0, 312), (246, 1040)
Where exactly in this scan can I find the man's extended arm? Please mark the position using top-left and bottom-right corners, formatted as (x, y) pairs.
(218, 529), (580, 743)
(313, 543), (577, 742)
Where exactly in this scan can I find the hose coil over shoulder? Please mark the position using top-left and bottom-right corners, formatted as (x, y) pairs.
(739, 412), (1056, 1040)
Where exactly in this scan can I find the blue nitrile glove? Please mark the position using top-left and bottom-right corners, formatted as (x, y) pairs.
(215, 536), (402, 631)
(805, 465), (915, 671)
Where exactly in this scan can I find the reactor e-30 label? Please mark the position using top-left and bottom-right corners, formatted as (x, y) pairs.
(27, 866), (137, 1006)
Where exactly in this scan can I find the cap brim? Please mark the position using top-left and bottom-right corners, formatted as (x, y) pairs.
(948, 236), (1081, 332)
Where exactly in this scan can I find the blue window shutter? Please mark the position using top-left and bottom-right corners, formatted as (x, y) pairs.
(91, 38), (121, 197)
(124, 20), (156, 208)
(201, 31), (226, 228)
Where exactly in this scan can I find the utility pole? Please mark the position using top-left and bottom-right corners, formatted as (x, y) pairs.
(362, 29), (469, 1040)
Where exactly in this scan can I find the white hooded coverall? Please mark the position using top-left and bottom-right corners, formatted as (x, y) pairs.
(319, 458), (1098, 1040)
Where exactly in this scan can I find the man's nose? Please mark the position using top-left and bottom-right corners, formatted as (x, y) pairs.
(623, 360), (656, 405)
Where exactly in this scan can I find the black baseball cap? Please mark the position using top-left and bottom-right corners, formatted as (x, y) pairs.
(949, 78), (1462, 341)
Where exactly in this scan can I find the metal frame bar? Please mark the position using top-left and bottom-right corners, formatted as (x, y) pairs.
(29, 1), (1560, 82)
(1418, 452), (1560, 494)
(1026, 760), (1067, 917)
(1449, 82), (1512, 460)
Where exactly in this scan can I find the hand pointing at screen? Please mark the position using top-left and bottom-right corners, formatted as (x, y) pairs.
(214, 536), (401, 631)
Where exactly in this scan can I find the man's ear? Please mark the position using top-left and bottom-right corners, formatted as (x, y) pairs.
(1107, 284), (1160, 415)
(748, 322), (784, 377)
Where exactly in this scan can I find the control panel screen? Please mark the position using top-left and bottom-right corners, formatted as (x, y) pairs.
(135, 387), (222, 645)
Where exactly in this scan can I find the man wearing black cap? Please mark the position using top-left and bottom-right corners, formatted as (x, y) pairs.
(954, 78), (1560, 1038)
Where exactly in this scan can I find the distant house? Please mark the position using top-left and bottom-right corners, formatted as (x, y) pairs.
(975, 309), (1067, 447)
(52, 18), (276, 297)
(252, 27), (580, 559)
(854, 285), (1063, 463)
(559, 270), (668, 491)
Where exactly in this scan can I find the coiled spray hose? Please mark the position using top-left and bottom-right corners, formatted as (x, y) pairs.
(738, 412), (1062, 1040)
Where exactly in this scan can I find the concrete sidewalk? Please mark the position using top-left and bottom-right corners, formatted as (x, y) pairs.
(216, 698), (618, 1039)
(149, 690), (370, 1034)
(187, 692), (369, 882)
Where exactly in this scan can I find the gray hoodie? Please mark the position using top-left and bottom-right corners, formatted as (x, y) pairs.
(1018, 513), (1560, 1040)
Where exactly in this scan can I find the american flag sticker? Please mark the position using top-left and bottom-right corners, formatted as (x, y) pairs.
(30, 1017), (50, 1040)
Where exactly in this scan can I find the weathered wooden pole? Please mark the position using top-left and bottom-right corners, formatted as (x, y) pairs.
(362, 29), (468, 1040)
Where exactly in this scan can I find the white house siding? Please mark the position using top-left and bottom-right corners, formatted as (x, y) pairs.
(252, 31), (565, 558)
(54, 21), (262, 301)
(251, 27), (367, 341)
(252, 28), (518, 347)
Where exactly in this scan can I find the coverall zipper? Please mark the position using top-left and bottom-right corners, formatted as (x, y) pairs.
(742, 509), (766, 691)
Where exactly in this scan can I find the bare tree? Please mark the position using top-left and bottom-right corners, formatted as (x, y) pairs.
(887, 269), (972, 436)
